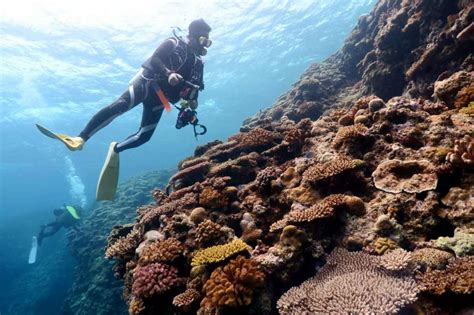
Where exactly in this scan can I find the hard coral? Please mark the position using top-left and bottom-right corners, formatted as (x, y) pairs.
(446, 135), (474, 167)
(372, 159), (437, 193)
(303, 155), (360, 184)
(191, 239), (249, 266)
(173, 288), (201, 308)
(411, 248), (453, 270)
(454, 82), (474, 109)
(139, 193), (197, 225)
(138, 238), (184, 265)
(195, 219), (228, 247)
(433, 228), (474, 257)
(106, 227), (142, 260)
(418, 256), (474, 295)
(131, 263), (179, 298)
(228, 127), (276, 152)
(200, 256), (265, 313)
(167, 161), (211, 192)
(199, 186), (228, 209)
(332, 123), (368, 148)
(277, 248), (419, 315)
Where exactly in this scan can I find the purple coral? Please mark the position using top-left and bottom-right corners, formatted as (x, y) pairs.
(132, 263), (179, 298)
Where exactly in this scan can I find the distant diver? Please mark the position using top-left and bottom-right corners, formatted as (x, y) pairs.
(37, 205), (82, 247)
(36, 19), (212, 200)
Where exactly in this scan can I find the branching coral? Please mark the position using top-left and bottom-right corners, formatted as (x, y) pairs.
(139, 193), (197, 225)
(131, 263), (179, 298)
(138, 238), (184, 265)
(372, 159), (438, 193)
(195, 219), (228, 247)
(270, 194), (347, 232)
(106, 227), (142, 259)
(200, 256), (265, 313)
(332, 123), (369, 148)
(199, 187), (228, 209)
(192, 239), (250, 266)
(253, 166), (282, 194)
(128, 297), (145, 315)
(303, 155), (360, 184)
(228, 127), (276, 152)
(277, 248), (419, 314)
(417, 256), (474, 295)
(173, 288), (201, 308)
(379, 248), (413, 271)
(446, 135), (474, 167)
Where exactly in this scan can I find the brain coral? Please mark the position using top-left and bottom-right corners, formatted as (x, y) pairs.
(277, 248), (419, 315)
(191, 239), (249, 266)
(132, 263), (179, 298)
(200, 256), (265, 312)
(372, 159), (437, 193)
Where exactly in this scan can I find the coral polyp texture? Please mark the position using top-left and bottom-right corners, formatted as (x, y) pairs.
(131, 263), (180, 298)
(372, 159), (438, 193)
(277, 248), (419, 315)
(103, 0), (473, 314)
(200, 256), (265, 313)
(191, 239), (249, 266)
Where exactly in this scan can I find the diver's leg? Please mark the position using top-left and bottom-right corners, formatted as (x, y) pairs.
(38, 223), (62, 245)
(114, 98), (164, 153)
(78, 79), (146, 142)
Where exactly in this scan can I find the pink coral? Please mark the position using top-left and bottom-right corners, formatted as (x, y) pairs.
(132, 263), (179, 298)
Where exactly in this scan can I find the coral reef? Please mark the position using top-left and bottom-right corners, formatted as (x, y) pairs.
(192, 239), (250, 266)
(132, 263), (180, 298)
(277, 248), (419, 314)
(102, 1), (473, 314)
(200, 256), (265, 314)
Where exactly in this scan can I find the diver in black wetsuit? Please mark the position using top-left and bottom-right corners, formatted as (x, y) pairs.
(37, 206), (82, 246)
(36, 18), (212, 200)
(59, 18), (212, 153)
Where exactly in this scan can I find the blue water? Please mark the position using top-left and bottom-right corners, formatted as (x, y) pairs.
(0, 1), (375, 314)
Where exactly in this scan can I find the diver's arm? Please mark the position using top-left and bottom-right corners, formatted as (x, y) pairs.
(147, 39), (177, 76)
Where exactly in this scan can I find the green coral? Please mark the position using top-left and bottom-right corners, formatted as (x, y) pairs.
(433, 229), (474, 257)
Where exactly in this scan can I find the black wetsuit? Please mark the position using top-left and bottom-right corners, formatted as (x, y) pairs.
(38, 207), (81, 245)
(78, 37), (204, 153)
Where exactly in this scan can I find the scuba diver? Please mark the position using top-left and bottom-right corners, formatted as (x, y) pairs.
(37, 205), (82, 246)
(36, 19), (212, 200)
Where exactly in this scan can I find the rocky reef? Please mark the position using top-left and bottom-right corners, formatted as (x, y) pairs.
(63, 170), (173, 315)
(105, 0), (473, 314)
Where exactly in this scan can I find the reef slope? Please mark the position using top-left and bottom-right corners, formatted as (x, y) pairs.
(105, 1), (473, 314)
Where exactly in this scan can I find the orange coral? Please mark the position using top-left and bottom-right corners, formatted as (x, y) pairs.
(195, 219), (227, 247)
(128, 297), (145, 315)
(332, 124), (368, 148)
(138, 238), (184, 265)
(200, 256), (265, 312)
(303, 155), (360, 184)
(228, 127), (276, 152)
(199, 186), (229, 209)
(454, 82), (474, 109)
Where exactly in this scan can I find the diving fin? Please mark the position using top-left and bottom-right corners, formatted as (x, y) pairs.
(28, 236), (38, 264)
(96, 142), (120, 201)
(35, 124), (84, 151)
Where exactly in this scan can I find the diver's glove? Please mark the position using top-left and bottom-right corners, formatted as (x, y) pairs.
(168, 72), (183, 86)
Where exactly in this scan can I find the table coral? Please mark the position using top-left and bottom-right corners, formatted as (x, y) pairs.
(277, 248), (419, 315)
(191, 239), (249, 266)
(200, 256), (265, 313)
(372, 159), (437, 193)
(302, 155), (360, 184)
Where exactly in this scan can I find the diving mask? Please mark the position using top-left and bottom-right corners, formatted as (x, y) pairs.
(198, 36), (212, 48)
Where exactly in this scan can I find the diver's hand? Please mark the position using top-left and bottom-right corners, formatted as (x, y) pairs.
(168, 73), (183, 86)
